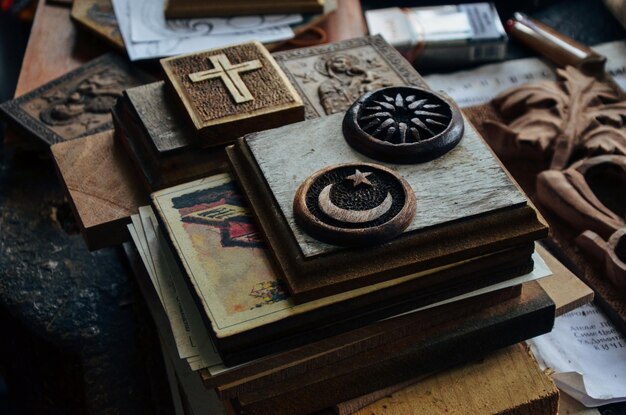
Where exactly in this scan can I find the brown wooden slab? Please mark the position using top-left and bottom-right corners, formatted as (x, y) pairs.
(161, 42), (304, 148)
(70, 0), (124, 51)
(231, 281), (555, 415)
(51, 130), (147, 250)
(347, 343), (558, 415)
(536, 242), (594, 316)
(227, 114), (547, 303)
(272, 35), (428, 119)
(211, 283), (525, 400)
(123, 239), (522, 408)
(151, 174), (535, 365)
(0, 53), (150, 146)
(164, 0), (324, 18)
(123, 81), (191, 157)
(112, 95), (228, 192)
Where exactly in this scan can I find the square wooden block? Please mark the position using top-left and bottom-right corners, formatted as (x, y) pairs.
(113, 82), (228, 192)
(227, 112), (548, 303)
(161, 41), (304, 147)
(51, 131), (147, 250)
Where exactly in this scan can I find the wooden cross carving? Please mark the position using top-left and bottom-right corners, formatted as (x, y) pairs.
(189, 54), (262, 104)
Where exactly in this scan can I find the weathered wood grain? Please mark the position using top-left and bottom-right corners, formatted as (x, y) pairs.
(113, 87), (228, 192)
(124, 81), (193, 156)
(348, 343), (558, 415)
(161, 42), (304, 148)
(51, 130), (147, 250)
(228, 113), (546, 303)
(246, 113), (527, 257)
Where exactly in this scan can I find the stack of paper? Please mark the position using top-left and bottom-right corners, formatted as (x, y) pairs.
(111, 0), (298, 60)
(127, 183), (551, 373)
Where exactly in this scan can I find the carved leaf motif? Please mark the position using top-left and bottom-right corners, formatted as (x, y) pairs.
(488, 66), (626, 169)
(494, 81), (568, 119)
(582, 126), (626, 156)
(509, 109), (562, 152)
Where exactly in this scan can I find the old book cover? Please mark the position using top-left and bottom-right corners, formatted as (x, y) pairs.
(0, 53), (150, 146)
(151, 173), (541, 362)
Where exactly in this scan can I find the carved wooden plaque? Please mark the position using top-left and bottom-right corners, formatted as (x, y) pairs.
(243, 113), (527, 258)
(227, 110), (547, 302)
(124, 81), (194, 157)
(0, 53), (150, 146)
(161, 41), (304, 147)
(273, 35), (428, 119)
(71, 0), (124, 51)
(342, 86), (465, 163)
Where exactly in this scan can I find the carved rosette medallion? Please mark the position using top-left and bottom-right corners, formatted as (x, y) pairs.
(293, 163), (416, 246)
(343, 86), (464, 163)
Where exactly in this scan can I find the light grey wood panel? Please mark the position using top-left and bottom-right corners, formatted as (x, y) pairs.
(247, 112), (527, 257)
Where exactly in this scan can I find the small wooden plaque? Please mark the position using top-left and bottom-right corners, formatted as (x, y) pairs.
(113, 82), (228, 192)
(161, 42), (304, 147)
(0, 53), (149, 146)
(227, 112), (547, 303)
(273, 35), (428, 119)
(70, 0), (124, 51)
(51, 130), (147, 250)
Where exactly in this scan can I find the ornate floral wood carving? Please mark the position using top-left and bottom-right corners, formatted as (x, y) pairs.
(484, 66), (626, 169)
(483, 66), (626, 291)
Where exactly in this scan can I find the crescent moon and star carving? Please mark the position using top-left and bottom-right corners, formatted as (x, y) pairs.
(293, 163), (416, 246)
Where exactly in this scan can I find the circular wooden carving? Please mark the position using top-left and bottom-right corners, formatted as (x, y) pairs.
(342, 86), (464, 163)
(293, 163), (416, 246)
